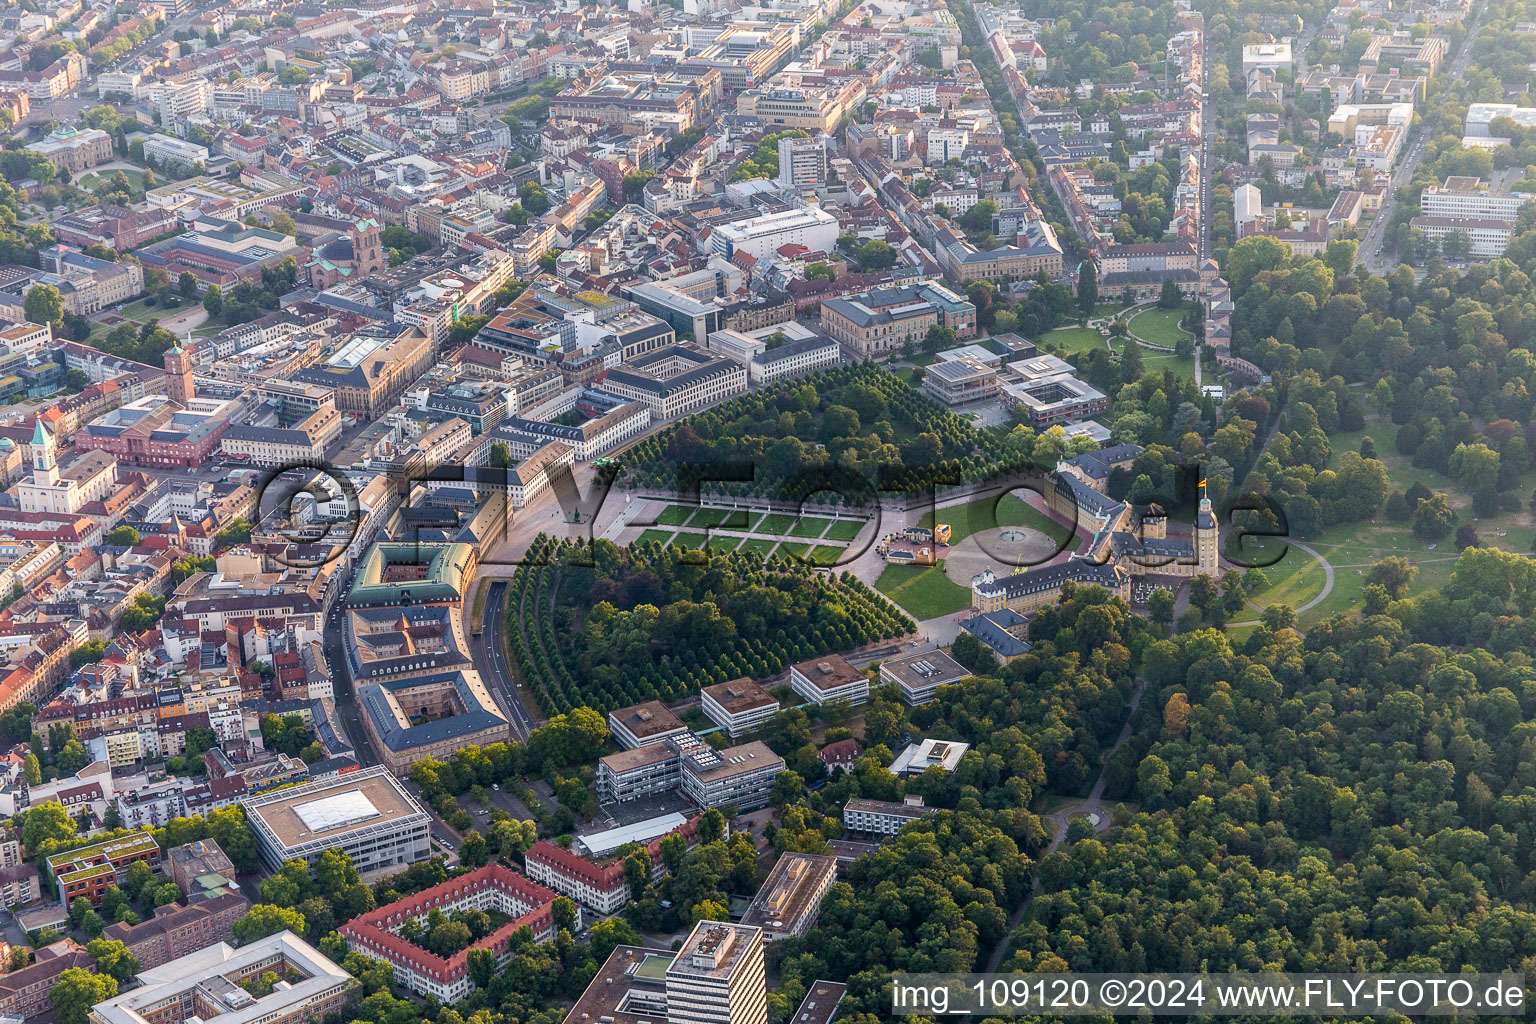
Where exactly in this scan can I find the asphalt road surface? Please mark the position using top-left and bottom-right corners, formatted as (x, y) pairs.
(470, 580), (539, 738)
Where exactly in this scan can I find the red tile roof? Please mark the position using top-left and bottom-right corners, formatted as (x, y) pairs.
(524, 815), (699, 892)
(339, 864), (558, 984)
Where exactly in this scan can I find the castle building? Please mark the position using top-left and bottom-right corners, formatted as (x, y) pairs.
(972, 459), (1218, 615)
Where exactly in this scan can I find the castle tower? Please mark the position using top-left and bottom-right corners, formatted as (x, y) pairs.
(165, 340), (194, 407)
(1195, 486), (1218, 577)
(31, 418), (57, 487)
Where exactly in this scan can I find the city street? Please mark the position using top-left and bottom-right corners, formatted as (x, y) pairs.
(1357, 2), (1486, 274)
(468, 580), (539, 738)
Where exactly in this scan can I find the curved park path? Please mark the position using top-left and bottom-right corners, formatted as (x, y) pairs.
(1226, 539), (1336, 627)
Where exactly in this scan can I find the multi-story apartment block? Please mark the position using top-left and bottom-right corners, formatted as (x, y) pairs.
(339, 865), (562, 1002)
(0, 940), (95, 1019)
(524, 816), (699, 914)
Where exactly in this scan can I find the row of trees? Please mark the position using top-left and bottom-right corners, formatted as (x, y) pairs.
(506, 535), (912, 715)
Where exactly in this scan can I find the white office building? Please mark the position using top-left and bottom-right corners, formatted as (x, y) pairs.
(710, 206), (839, 260)
(1408, 215), (1514, 258)
(701, 677), (780, 738)
(750, 334), (841, 385)
(242, 766), (433, 872)
(842, 795), (938, 836)
(789, 653), (869, 707)
(1420, 179), (1533, 222)
(142, 135), (211, 168)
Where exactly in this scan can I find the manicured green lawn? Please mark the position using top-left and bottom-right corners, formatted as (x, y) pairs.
(777, 541), (812, 561)
(635, 529), (676, 546)
(706, 534), (742, 553)
(655, 504), (693, 526)
(809, 544), (845, 565)
(824, 518), (867, 542)
(739, 538), (777, 556)
(874, 561), (973, 619)
(1128, 307), (1190, 348)
(921, 493), (1075, 547)
(1045, 328), (1108, 354)
(688, 506), (752, 530)
(1240, 549), (1329, 614)
(78, 168), (146, 195)
(756, 513), (797, 535)
(669, 531), (707, 549)
(1115, 336), (1197, 381)
(789, 516), (836, 539)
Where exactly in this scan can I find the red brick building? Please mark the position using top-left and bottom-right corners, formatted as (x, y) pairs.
(100, 890), (248, 969)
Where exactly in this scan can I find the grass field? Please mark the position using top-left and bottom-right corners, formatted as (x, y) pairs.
(706, 534), (742, 553)
(874, 561), (973, 619)
(921, 493), (1076, 547)
(739, 538), (777, 556)
(688, 506), (752, 530)
(824, 518), (867, 542)
(1225, 411), (1536, 627)
(1239, 545), (1330, 615)
(756, 513), (797, 535)
(778, 541), (812, 561)
(789, 516), (836, 538)
(809, 545), (845, 565)
(1045, 327), (1109, 354)
(654, 504), (693, 526)
(635, 529), (676, 546)
(1128, 307), (1190, 348)
(1115, 336), (1197, 381)
(77, 168), (147, 195)
(669, 531), (706, 549)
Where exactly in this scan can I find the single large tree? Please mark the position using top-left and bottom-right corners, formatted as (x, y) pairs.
(24, 283), (64, 328)
(1077, 260), (1098, 316)
(49, 968), (117, 1024)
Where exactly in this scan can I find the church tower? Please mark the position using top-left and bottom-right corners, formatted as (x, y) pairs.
(1195, 483), (1218, 577)
(165, 340), (194, 407)
(31, 418), (57, 488)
